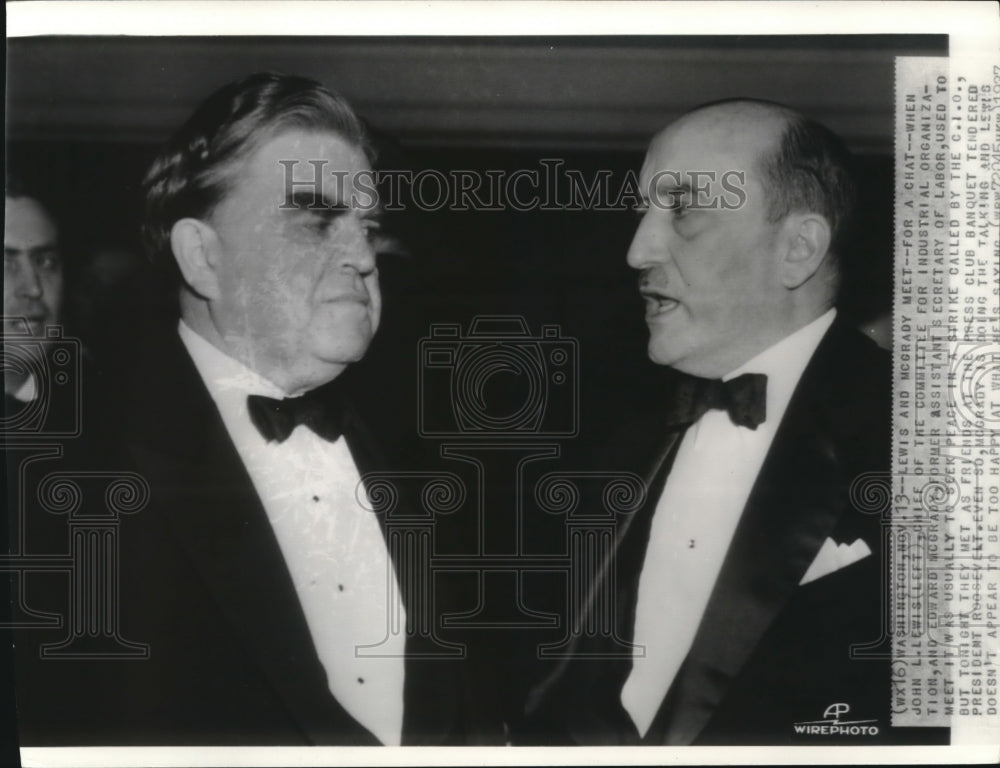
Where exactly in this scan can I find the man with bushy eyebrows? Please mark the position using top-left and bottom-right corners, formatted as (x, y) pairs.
(15, 72), (501, 747)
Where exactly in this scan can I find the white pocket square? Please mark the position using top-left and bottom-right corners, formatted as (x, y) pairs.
(799, 537), (872, 586)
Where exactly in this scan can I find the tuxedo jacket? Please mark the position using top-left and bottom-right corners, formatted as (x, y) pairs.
(13, 323), (501, 746)
(523, 320), (949, 746)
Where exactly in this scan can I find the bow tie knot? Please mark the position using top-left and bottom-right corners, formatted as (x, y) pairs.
(247, 385), (347, 444)
(665, 371), (767, 430)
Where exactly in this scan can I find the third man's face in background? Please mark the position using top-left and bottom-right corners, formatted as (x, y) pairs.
(4, 196), (64, 339)
(206, 129), (382, 394)
(626, 109), (792, 379)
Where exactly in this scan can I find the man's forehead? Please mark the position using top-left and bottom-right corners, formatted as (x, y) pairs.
(220, 128), (370, 210)
(640, 107), (785, 181)
(250, 128), (367, 168)
(4, 197), (59, 242)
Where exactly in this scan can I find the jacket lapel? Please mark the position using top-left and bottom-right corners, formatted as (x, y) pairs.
(528, 392), (686, 727)
(652, 322), (855, 745)
(121, 331), (379, 745)
(339, 372), (467, 744)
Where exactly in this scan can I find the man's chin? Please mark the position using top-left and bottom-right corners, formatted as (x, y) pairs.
(647, 336), (683, 368)
(314, 334), (373, 367)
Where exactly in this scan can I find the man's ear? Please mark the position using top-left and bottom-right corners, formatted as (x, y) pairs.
(780, 213), (832, 289)
(170, 218), (223, 301)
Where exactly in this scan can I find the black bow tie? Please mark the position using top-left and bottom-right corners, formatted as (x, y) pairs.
(247, 384), (347, 444)
(665, 371), (768, 430)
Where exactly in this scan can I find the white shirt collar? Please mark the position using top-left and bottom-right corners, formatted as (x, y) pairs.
(724, 308), (837, 428)
(177, 319), (288, 400)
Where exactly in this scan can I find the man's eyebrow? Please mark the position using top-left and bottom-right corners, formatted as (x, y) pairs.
(283, 190), (348, 211)
(4, 244), (59, 257)
(654, 182), (692, 195)
(652, 183), (696, 209)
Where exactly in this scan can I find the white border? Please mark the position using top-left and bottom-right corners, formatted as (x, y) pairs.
(17, 744), (1000, 766)
(4, 0), (1000, 40)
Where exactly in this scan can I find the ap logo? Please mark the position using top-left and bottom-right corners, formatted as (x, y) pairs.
(793, 702), (879, 736)
(822, 702), (851, 721)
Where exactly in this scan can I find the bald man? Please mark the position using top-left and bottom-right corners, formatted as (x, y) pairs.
(523, 100), (947, 746)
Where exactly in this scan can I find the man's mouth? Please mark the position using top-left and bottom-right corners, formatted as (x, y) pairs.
(320, 282), (370, 304)
(640, 290), (680, 318)
(14, 314), (48, 330)
(323, 292), (370, 306)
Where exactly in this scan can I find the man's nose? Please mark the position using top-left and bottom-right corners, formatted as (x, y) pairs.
(335, 218), (377, 275)
(15, 259), (45, 298)
(626, 212), (668, 271)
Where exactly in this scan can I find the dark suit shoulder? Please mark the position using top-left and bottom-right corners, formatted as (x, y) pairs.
(102, 322), (220, 451)
(819, 322), (890, 405)
(791, 321), (891, 470)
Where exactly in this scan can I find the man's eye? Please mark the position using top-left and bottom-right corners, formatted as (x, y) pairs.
(665, 193), (691, 216)
(304, 212), (335, 234)
(37, 253), (61, 271)
(362, 218), (382, 239)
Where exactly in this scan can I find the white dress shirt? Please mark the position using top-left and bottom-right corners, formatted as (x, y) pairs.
(179, 321), (406, 745)
(621, 309), (837, 737)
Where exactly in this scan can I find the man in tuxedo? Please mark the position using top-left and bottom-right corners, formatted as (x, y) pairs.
(14, 73), (497, 747)
(524, 99), (947, 745)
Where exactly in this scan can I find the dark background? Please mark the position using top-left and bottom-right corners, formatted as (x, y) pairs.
(7, 34), (951, 444)
(7, 36), (948, 389)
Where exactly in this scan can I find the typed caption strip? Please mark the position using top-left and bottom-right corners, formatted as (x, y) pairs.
(893, 55), (1000, 737)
